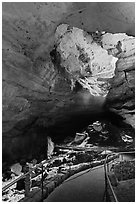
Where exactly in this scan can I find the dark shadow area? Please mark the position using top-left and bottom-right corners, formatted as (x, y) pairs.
(47, 110), (133, 144)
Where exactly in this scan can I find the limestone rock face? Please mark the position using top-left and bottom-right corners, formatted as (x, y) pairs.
(54, 24), (135, 127)
(102, 33), (135, 127)
(55, 24), (118, 97)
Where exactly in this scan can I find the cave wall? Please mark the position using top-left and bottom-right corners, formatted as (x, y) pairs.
(2, 2), (135, 163)
(3, 126), (48, 164)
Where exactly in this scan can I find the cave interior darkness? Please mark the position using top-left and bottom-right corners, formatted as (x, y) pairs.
(48, 111), (124, 142)
(2, 108), (135, 168)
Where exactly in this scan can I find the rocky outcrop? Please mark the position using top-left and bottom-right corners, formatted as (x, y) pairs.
(54, 24), (118, 97)
(103, 34), (135, 127)
(2, 2), (135, 162)
(53, 24), (135, 127)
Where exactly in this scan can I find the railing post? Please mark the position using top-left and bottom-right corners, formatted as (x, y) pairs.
(24, 165), (31, 197)
(105, 173), (109, 201)
(104, 166), (107, 201)
(41, 164), (44, 201)
(107, 160), (109, 172)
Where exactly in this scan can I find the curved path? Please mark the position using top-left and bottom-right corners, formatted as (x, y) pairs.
(45, 153), (134, 202)
(45, 165), (105, 202)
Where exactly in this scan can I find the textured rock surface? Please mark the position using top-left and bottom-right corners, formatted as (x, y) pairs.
(2, 2), (135, 162)
(55, 24), (118, 97)
(103, 33), (135, 127)
(53, 24), (135, 127)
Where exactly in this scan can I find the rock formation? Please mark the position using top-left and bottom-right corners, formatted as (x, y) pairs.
(53, 24), (135, 127)
(103, 33), (135, 128)
(2, 2), (135, 162)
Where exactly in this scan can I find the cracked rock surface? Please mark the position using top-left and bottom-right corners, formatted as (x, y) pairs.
(55, 24), (118, 97)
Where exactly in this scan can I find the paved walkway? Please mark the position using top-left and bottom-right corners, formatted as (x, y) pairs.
(45, 165), (105, 202)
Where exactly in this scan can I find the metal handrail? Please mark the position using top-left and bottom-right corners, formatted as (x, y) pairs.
(2, 155), (62, 192)
(2, 164), (41, 192)
(104, 153), (118, 202)
(2, 173), (28, 192)
(106, 173), (118, 202)
(2, 150), (135, 201)
(104, 151), (135, 202)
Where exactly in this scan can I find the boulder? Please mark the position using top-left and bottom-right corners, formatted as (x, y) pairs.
(72, 132), (87, 145)
(93, 121), (102, 132)
(10, 163), (22, 176)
